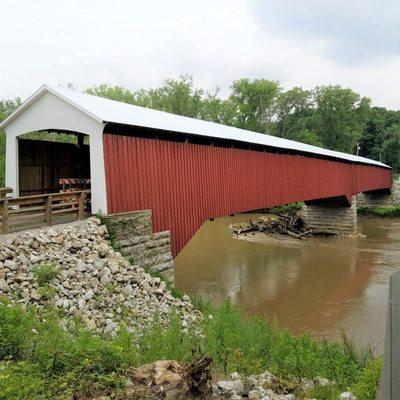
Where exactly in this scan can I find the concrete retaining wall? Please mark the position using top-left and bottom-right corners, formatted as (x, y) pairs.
(103, 210), (174, 282)
(303, 196), (357, 235)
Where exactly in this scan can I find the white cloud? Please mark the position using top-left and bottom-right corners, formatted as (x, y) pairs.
(0, 0), (398, 109)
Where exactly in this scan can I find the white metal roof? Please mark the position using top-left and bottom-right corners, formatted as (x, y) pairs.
(0, 84), (390, 168)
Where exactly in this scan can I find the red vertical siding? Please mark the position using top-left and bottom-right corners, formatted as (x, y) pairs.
(103, 134), (392, 256)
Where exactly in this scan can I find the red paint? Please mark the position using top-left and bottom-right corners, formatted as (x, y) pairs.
(103, 134), (392, 256)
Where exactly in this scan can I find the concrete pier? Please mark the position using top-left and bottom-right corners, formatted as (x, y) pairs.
(303, 195), (357, 235)
(357, 189), (392, 208)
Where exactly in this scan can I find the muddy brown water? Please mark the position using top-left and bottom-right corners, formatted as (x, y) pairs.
(174, 214), (400, 352)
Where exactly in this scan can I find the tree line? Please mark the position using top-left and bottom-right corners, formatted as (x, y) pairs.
(86, 76), (400, 169)
(1, 76), (400, 184)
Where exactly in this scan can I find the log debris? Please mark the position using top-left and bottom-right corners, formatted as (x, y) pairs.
(230, 210), (312, 239)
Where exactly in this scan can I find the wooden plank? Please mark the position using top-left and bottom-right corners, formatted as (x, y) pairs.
(2, 200), (8, 234)
(51, 201), (79, 209)
(0, 187), (13, 198)
(45, 195), (52, 226)
(0, 190), (87, 203)
(8, 205), (47, 214)
(8, 212), (46, 223)
(52, 208), (80, 216)
(78, 191), (86, 220)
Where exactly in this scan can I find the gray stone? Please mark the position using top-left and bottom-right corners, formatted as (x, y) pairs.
(31, 289), (42, 301)
(248, 390), (262, 400)
(0, 278), (9, 292)
(76, 261), (87, 272)
(4, 260), (17, 270)
(316, 377), (330, 387)
(339, 392), (356, 400)
(84, 290), (94, 300)
(71, 240), (82, 249)
(217, 379), (244, 395)
(100, 274), (112, 286)
(97, 243), (109, 257)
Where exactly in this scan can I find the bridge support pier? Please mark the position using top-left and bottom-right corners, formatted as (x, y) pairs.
(357, 188), (393, 208)
(302, 195), (357, 235)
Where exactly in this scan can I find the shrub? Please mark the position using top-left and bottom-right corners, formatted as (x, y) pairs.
(358, 205), (400, 217)
(32, 263), (59, 287)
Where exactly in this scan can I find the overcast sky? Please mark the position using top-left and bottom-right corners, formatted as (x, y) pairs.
(0, 0), (399, 109)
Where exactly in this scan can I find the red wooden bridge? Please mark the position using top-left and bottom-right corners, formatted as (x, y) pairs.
(103, 134), (391, 255)
(0, 85), (392, 256)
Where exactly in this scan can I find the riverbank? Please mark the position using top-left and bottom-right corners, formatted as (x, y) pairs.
(357, 205), (400, 217)
(0, 218), (382, 399)
(0, 301), (380, 400)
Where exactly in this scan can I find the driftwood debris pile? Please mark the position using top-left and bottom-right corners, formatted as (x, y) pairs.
(230, 211), (312, 239)
(128, 357), (213, 399)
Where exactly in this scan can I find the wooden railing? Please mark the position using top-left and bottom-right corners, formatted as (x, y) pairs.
(0, 187), (13, 199)
(0, 191), (89, 234)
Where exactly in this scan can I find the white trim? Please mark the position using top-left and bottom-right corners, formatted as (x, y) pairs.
(0, 84), (103, 130)
(3, 90), (108, 214)
(5, 134), (19, 196)
(89, 126), (108, 214)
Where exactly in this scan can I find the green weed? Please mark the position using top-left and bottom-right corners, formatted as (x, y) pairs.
(32, 263), (59, 287)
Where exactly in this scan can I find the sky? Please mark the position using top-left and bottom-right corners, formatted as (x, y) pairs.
(0, 0), (399, 109)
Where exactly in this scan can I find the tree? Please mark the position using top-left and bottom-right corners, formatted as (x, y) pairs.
(85, 84), (137, 104)
(86, 75), (212, 119)
(274, 87), (314, 140)
(359, 107), (400, 161)
(313, 85), (371, 153)
(229, 78), (280, 133)
(0, 98), (22, 186)
(382, 125), (400, 171)
(0, 98), (21, 122)
(295, 129), (322, 147)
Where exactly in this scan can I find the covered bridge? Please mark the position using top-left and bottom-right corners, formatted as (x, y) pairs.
(0, 85), (392, 255)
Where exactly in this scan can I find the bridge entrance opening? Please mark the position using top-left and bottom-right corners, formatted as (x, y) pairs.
(17, 131), (91, 212)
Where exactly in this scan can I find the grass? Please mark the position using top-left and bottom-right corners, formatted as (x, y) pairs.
(0, 300), (381, 400)
(358, 205), (400, 217)
(267, 202), (304, 214)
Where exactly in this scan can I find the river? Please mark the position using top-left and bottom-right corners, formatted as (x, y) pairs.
(174, 214), (400, 352)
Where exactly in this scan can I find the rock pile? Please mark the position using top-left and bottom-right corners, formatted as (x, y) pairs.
(0, 218), (200, 335)
(213, 370), (354, 400)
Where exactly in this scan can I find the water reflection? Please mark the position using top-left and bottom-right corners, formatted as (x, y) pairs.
(174, 214), (400, 351)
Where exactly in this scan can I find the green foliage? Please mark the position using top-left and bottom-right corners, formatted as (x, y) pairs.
(229, 78), (280, 133)
(37, 286), (56, 301)
(0, 361), (51, 400)
(0, 301), (380, 399)
(32, 263), (59, 287)
(274, 87), (313, 140)
(382, 124), (400, 171)
(313, 85), (370, 153)
(357, 205), (400, 217)
(267, 202), (304, 214)
(350, 358), (382, 400)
